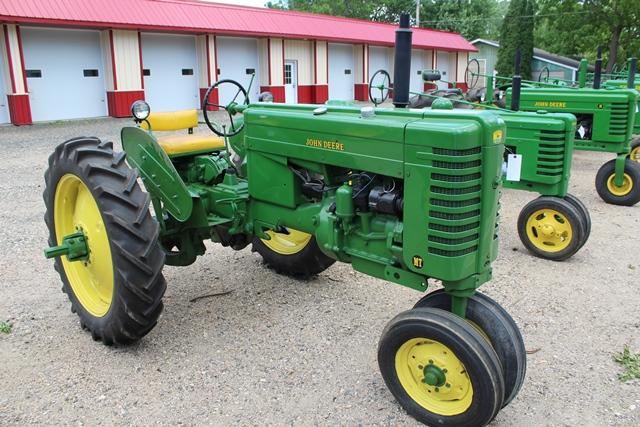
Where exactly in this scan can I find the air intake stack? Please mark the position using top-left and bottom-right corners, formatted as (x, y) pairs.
(510, 48), (521, 111)
(593, 47), (602, 89)
(392, 14), (412, 108)
(627, 57), (637, 89)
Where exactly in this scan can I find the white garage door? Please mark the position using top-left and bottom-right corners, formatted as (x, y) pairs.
(22, 27), (107, 121)
(436, 51), (451, 89)
(410, 50), (427, 94)
(368, 46), (391, 82)
(216, 37), (260, 105)
(0, 57), (8, 124)
(142, 33), (199, 112)
(328, 43), (354, 101)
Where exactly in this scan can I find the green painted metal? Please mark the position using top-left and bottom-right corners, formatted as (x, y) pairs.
(44, 231), (88, 261)
(506, 87), (638, 155)
(121, 127), (193, 222)
(422, 364), (446, 387)
(499, 111), (576, 197)
(122, 102), (505, 299)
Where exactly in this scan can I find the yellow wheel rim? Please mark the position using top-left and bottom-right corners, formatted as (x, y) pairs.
(606, 173), (633, 196)
(630, 145), (640, 162)
(261, 229), (312, 255)
(395, 338), (473, 416)
(525, 208), (573, 253)
(54, 174), (113, 317)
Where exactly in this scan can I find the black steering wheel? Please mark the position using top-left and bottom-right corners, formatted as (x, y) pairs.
(465, 58), (480, 89)
(368, 69), (391, 106)
(538, 66), (550, 82)
(202, 79), (249, 137)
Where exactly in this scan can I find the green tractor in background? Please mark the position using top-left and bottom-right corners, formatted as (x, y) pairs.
(370, 55), (590, 262)
(506, 56), (640, 206)
(42, 16), (526, 426)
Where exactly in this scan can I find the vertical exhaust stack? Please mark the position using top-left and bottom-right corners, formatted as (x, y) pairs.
(627, 57), (637, 89)
(392, 14), (412, 108)
(593, 47), (602, 89)
(510, 48), (521, 111)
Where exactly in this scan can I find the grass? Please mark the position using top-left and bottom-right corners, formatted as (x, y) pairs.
(614, 345), (640, 382)
(0, 321), (12, 334)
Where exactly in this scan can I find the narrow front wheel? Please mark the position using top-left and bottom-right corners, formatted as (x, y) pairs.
(595, 159), (640, 206)
(378, 307), (505, 426)
(517, 196), (585, 261)
(413, 290), (526, 408)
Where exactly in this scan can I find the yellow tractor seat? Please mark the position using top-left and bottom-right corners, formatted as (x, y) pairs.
(157, 135), (225, 156)
(140, 109), (224, 156)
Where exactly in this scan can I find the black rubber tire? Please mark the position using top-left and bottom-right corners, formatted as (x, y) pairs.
(44, 137), (166, 345)
(628, 137), (640, 163)
(378, 307), (505, 427)
(517, 196), (585, 261)
(413, 290), (526, 408)
(563, 193), (591, 248)
(252, 232), (335, 278)
(595, 158), (640, 206)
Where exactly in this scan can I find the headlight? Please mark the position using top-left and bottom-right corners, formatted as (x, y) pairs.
(258, 91), (274, 103)
(131, 100), (150, 121)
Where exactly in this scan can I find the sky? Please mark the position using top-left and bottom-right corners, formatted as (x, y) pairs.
(203, 0), (268, 8)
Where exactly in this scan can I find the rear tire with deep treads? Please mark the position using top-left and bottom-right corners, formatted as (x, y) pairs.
(44, 137), (166, 345)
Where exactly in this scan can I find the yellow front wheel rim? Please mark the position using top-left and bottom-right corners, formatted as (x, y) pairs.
(54, 174), (113, 317)
(606, 173), (633, 196)
(630, 145), (640, 162)
(261, 229), (312, 255)
(395, 338), (473, 416)
(525, 208), (573, 253)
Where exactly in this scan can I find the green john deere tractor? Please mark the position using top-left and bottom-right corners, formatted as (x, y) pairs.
(493, 52), (640, 206)
(370, 61), (590, 262)
(43, 16), (525, 426)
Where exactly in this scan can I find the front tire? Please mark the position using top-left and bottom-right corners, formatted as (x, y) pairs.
(414, 290), (526, 408)
(628, 137), (640, 163)
(252, 228), (335, 278)
(517, 196), (585, 261)
(44, 137), (166, 345)
(595, 159), (640, 206)
(378, 307), (505, 426)
(563, 193), (591, 249)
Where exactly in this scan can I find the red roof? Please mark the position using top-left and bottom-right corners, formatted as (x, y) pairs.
(0, 0), (476, 52)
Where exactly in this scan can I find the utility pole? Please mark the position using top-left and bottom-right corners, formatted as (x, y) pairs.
(416, 0), (420, 27)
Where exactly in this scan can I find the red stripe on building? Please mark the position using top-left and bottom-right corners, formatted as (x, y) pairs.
(205, 34), (211, 86)
(213, 35), (219, 80)
(109, 30), (118, 90)
(138, 31), (144, 89)
(313, 40), (317, 84)
(3, 25), (16, 93)
(15, 25), (28, 92)
(267, 38), (272, 85)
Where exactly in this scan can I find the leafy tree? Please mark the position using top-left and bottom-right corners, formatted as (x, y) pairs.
(495, 0), (535, 80)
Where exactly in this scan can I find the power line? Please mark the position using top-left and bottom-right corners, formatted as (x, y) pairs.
(419, 10), (591, 25)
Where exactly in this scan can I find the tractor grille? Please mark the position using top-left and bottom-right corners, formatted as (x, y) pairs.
(427, 147), (483, 257)
(536, 129), (566, 177)
(609, 102), (629, 136)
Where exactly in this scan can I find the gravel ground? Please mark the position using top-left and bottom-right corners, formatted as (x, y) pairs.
(0, 114), (639, 426)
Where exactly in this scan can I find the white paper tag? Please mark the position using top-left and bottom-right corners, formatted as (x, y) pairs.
(577, 125), (586, 139)
(506, 154), (522, 181)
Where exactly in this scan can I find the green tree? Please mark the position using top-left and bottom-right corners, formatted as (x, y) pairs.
(495, 0), (535, 80)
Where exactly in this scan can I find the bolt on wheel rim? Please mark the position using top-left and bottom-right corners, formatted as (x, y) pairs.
(261, 229), (312, 255)
(54, 174), (114, 317)
(607, 173), (633, 196)
(525, 208), (573, 253)
(395, 338), (473, 416)
(630, 146), (640, 162)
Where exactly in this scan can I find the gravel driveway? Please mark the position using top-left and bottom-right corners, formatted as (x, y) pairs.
(0, 115), (638, 426)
